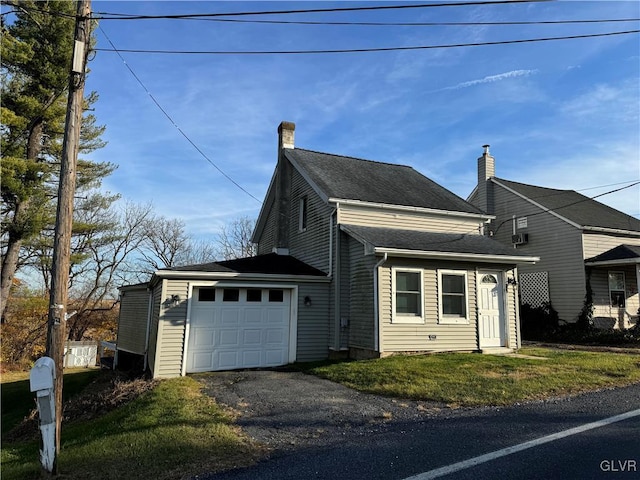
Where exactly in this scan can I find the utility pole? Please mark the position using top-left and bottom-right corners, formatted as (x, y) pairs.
(45, 0), (92, 474)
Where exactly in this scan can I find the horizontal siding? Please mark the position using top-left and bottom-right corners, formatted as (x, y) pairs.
(296, 283), (331, 362)
(289, 167), (332, 273)
(154, 280), (190, 378)
(489, 183), (586, 323)
(257, 200), (277, 255)
(116, 286), (149, 354)
(582, 232), (640, 259)
(590, 265), (639, 329)
(347, 235), (376, 350)
(147, 283), (163, 377)
(380, 259), (483, 353)
(506, 270), (520, 348)
(338, 204), (483, 234)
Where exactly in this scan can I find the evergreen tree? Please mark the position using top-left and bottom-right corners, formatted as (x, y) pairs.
(1, 0), (114, 319)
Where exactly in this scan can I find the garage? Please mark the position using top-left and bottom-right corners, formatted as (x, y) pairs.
(185, 286), (293, 373)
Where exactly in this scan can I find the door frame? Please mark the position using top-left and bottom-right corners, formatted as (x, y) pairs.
(181, 281), (298, 376)
(477, 270), (507, 348)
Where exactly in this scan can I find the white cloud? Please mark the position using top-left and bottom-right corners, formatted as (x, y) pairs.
(442, 69), (539, 91)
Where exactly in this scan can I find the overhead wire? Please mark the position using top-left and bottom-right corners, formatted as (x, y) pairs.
(91, 1), (551, 20)
(97, 26), (262, 204)
(93, 30), (640, 55)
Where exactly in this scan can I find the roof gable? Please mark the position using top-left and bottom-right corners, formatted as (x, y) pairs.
(286, 148), (483, 215)
(493, 178), (640, 233)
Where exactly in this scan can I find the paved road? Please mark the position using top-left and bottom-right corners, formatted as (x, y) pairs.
(196, 372), (640, 480)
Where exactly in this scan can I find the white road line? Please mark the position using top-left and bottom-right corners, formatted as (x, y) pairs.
(403, 408), (640, 480)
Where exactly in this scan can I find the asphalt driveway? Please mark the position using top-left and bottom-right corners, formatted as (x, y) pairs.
(195, 369), (450, 452)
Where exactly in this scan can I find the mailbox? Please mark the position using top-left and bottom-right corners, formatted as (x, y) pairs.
(30, 357), (56, 393)
(29, 356), (57, 472)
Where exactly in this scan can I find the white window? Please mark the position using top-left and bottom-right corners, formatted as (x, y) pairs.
(608, 271), (625, 308)
(438, 270), (469, 324)
(299, 196), (308, 232)
(392, 268), (424, 323)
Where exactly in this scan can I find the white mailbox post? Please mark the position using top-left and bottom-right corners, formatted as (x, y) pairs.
(30, 357), (57, 473)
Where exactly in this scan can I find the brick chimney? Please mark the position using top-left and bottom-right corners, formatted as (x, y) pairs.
(477, 144), (495, 214)
(273, 121), (295, 254)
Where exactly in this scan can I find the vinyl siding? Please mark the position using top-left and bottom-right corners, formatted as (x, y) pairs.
(590, 265), (639, 329)
(289, 167), (332, 273)
(257, 198), (278, 255)
(337, 204), (483, 234)
(505, 269), (520, 348)
(154, 280), (189, 378)
(488, 182), (586, 323)
(582, 232), (640, 259)
(347, 235), (376, 350)
(380, 259), (480, 353)
(116, 286), (149, 354)
(147, 282), (163, 377)
(296, 283), (331, 361)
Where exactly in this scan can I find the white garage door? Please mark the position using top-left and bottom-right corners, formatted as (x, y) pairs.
(186, 287), (291, 373)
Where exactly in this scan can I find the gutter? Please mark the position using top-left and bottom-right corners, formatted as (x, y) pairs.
(373, 247), (540, 264)
(328, 197), (493, 221)
(154, 271), (330, 283)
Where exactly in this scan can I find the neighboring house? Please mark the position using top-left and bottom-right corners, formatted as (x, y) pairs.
(468, 146), (640, 329)
(117, 122), (538, 378)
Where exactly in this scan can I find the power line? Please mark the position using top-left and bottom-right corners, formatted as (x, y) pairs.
(93, 29), (640, 55)
(97, 26), (262, 204)
(92, 1), (550, 20)
(97, 17), (640, 27)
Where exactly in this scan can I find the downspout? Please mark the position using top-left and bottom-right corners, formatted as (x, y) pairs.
(333, 218), (341, 351)
(373, 253), (388, 354)
(328, 207), (336, 278)
(143, 287), (153, 372)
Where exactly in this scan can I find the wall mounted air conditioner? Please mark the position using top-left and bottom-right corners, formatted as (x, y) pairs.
(512, 233), (529, 245)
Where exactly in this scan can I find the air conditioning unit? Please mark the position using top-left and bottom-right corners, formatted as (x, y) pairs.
(512, 233), (529, 245)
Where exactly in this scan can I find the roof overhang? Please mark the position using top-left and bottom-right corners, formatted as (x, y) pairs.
(152, 270), (330, 284)
(372, 247), (539, 264)
(582, 226), (640, 236)
(585, 258), (640, 267)
(328, 197), (494, 222)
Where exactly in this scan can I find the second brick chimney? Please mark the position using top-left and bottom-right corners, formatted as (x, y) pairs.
(476, 144), (495, 214)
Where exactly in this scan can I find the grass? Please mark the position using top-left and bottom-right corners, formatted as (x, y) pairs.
(297, 347), (640, 407)
(1, 368), (101, 436)
(1, 373), (263, 480)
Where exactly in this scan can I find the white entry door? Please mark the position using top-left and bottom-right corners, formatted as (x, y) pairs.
(186, 287), (292, 373)
(478, 272), (506, 348)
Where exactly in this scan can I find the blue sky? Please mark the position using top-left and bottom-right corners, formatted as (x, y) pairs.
(85, 1), (640, 239)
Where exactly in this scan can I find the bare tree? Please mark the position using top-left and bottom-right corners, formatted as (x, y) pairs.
(215, 216), (257, 260)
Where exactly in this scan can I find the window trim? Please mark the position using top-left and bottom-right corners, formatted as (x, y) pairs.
(438, 269), (470, 325)
(298, 196), (308, 232)
(391, 267), (424, 324)
(608, 271), (626, 308)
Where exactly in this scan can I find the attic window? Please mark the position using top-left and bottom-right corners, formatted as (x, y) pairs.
(299, 196), (308, 232)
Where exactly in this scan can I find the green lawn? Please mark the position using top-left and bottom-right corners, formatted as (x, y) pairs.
(1, 368), (101, 436)
(3, 347), (639, 479)
(298, 347), (640, 406)
(1, 373), (263, 480)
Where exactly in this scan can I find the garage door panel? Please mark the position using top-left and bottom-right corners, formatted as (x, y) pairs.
(219, 329), (240, 347)
(243, 329), (262, 345)
(187, 287), (291, 373)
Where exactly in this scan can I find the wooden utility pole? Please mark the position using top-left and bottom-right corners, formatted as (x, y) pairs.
(45, 0), (92, 474)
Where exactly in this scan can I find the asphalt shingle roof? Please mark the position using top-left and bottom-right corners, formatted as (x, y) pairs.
(342, 224), (534, 259)
(165, 253), (326, 276)
(494, 178), (640, 232)
(286, 148), (484, 215)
